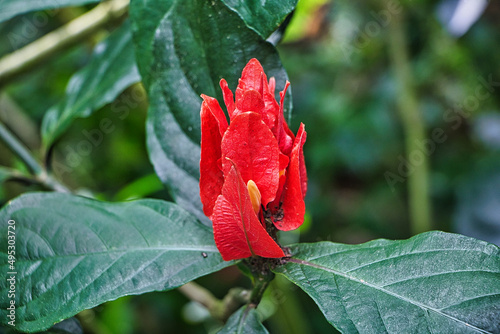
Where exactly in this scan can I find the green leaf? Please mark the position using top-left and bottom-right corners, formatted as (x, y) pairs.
(41, 20), (140, 149)
(274, 232), (500, 334)
(218, 306), (269, 334)
(113, 173), (165, 201)
(145, 87), (208, 223)
(221, 0), (297, 39)
(0, 317), (83, 334)
(130, 0), (292, 223)
(0, 0), (100, 23)
(0, 192), (232, 332)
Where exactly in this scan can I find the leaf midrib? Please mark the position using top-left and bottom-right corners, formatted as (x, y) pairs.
(1, 245), (220, 265)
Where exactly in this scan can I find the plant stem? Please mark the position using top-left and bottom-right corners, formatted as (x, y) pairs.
(178, 281), (219, 309)
(178, 281), (249, 323)
(249, 269), (274, 306)
(0, 122), (42, 175)
(388, 7), (431, 234)
(0, 0), (129, 86)
(0, 121), (69, 192)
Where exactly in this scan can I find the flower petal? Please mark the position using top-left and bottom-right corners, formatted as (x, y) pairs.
(298, 135), (308, 197)
(233, 89), (275, 131)
(236, 58), (266, 93)
(269, 152), (290, 212)
(260, 74), (279, 132)
(274, 123), (307, 231)
(201, 94), (228, 135)
(221, 112), (280, 207)
(199, 95), (228, 217)
(212, 164), (285, 261)
(268, 77), (276, 96)
(220, 79), (235, 118)
(277, 81), (294, 156)
(235, 89), (265, 115)
(234, 58), (278, 130)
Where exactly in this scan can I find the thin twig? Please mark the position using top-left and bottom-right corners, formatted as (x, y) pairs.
(388, 6), (431, 234)
(0, 0), (129, 86)
(178, 281), (249, 323)
(178, 281), (220, 311)
(0, 122), (42, 175)
(0, 121), (69, 192)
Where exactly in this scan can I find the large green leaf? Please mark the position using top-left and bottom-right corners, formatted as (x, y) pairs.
(218, 306), (269, 334)
(130, 0), (292, 223)
(221, 0), (297, 39)
(0, 193), (231, 332)
(41, 20), (140, 148)
(0, 0), (100, 23)
(274, 232), (500, 334)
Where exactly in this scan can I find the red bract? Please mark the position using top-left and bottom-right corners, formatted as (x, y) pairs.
(199, 58), (307, 261)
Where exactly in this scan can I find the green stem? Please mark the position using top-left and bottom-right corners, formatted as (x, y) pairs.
(39, 170), (71, 193)
(0, 121), (69, 192)
(0, 0), (129, 86)
(250, 274), (273, 306)
(178, 281), (220, 310)
(388, 6), (431, 234)
(248, 259), (276, 307)
(0, 122), (42, 175)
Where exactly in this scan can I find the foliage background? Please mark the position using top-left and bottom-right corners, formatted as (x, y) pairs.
(1, 0), (499, 333)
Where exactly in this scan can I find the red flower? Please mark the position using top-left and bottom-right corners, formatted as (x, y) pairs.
(199, 58), (307, 261)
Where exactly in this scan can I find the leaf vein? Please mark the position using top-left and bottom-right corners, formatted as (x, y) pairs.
(8, 246), (219, 265)
(440, 292), (500, 311)
(102, 249), (169, 296)
(381, 269), (499, 288)
(21, 224), (57, 257)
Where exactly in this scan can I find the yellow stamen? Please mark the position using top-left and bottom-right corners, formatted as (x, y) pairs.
(247, 180), (262, 214)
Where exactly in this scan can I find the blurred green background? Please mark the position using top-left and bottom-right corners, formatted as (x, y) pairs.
(1, 0), (499, 333)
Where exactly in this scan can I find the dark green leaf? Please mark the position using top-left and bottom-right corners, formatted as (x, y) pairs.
(0, 193), (231, 332)
(274, 232), (500, 334)
(130, 0), (292, 222)
(218, 306), (269, 334)
(41, 21), (140, 148)
(145, 86), (208, 223)
(0, 0), (100, 23)
(0, 317), (82, 334)
(113, 173), (165, 201)
(221, 0), (297, 39)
